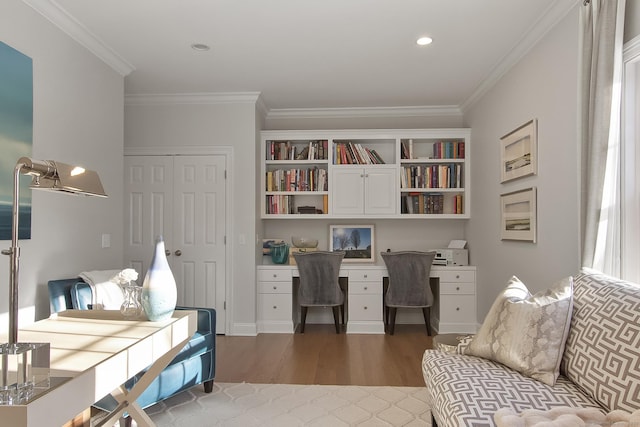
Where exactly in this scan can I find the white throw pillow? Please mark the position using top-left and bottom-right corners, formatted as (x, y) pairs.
(464, 275), (573, 386)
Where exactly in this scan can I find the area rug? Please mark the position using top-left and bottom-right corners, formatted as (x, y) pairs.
(144, 382), (432, 426)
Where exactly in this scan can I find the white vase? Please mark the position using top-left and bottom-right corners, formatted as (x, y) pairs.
(141, 236), (177, 321)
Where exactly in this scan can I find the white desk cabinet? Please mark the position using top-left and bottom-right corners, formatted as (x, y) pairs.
(432, 269), (477, 333)
(256, 265), (476, 334)
(257, 268), (294, 333)
(346, 269), (385, 333)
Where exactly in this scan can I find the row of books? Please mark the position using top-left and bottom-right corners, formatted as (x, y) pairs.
(400, 140), (465, 160)
(401, 193), (464, 215)
(400, 164), (463, 189)
(266, 140), (329, 161)
(265, 195), (326, 215)
(333, 142), (385, 165)
(265, 167), (328, 192)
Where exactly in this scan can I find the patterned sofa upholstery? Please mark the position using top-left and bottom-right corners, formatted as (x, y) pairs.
(422, 269), (640, 427)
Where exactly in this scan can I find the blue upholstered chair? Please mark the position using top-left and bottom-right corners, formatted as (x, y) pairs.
(47, 277), (215, 420)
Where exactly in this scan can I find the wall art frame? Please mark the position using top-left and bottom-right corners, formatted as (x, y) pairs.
(500, 119), (537, 183)
(500, 187), (537, 243)
(329, 224), (375, 263)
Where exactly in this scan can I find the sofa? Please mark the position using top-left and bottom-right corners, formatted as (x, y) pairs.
(47, 277), (216, 416)
(422, 268), (640, 426)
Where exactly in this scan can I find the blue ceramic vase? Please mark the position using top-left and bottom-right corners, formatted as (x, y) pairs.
(141, 236), (177, 321)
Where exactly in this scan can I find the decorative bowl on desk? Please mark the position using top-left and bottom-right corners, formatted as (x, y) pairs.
(291, 236), (318, 248)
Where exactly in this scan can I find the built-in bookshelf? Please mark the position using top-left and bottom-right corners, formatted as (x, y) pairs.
(260, 129), (470, 219)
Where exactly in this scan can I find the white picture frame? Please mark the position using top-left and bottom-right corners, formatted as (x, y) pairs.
(500, 119), (537, 183)
(329, 224), (375, 263)
(500, 187), (537, 243)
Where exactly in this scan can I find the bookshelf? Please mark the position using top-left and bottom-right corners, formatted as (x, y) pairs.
(260, 129), (470, 219)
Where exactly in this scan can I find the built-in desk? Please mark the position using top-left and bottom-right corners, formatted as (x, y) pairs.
(257, 264), (476, 334)
(0, 309), (196, 427)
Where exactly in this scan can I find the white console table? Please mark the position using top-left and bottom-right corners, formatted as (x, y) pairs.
(0, 309), (196, 427)
(257, 264), (476, 334)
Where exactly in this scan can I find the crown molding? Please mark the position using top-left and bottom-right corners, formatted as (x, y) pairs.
(460, 0), (580, 112)
(266, 105), (462, 120)
(22, 0), (135, 76)
(124, 92), (262, 106)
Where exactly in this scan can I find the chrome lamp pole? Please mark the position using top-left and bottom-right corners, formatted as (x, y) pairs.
(2, 157), (107, 345)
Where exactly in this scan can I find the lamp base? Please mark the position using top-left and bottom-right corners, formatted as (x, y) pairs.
(0, 342), (50, 405)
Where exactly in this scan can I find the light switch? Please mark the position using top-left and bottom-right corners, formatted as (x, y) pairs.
(101, 233), (111, 248)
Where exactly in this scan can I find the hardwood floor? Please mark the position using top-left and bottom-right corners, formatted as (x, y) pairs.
(215, 324), (434, 387)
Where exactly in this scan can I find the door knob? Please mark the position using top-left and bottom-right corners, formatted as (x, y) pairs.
(165, 249), (171, 256)
(175, 250), (182, 256)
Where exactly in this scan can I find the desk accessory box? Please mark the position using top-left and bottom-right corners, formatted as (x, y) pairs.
(289, 247), (318, 265)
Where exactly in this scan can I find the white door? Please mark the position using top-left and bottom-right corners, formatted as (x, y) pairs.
(124, 155), (227, 333)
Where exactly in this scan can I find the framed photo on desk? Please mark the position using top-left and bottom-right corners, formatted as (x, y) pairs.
(329, 224), (375, 263)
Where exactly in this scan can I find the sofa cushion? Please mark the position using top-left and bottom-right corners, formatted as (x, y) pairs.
(494, 407), (640, 427)
(464, 276), (573, 386)
(561, 268), (640, 413)
(422, 350), (602, 427)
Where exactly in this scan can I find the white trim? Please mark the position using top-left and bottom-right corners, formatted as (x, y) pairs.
(21, 0), (135, 76)
(124, 145), (235, 335)
(266, 105), (462, 120)
(124, 92), (261, 106)
(620, 36), (640, 282)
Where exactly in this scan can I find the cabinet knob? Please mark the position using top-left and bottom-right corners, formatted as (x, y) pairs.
(456, 307), (460, 311)
(360, 174), (364, 178)
(165, 249), (171, 256)
(174, 250), (182, 256)
(456, 275), (460, 279)
(364, 286), (368, 290)
(273, 274), (277, 278)
(364, 274), (368, 278)
(273, 286), (277, 290)
(273, 305), (277, 309)
(364, 306), (368, 310)
(456, 286), (460, 291)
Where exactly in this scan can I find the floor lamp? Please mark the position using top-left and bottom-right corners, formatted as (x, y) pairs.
(1, 157), (107, 403)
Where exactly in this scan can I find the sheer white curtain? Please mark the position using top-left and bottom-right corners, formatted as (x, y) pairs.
(580, 0), (626, 275)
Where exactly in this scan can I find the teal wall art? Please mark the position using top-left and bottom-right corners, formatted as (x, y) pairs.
(0, 41), (33, 240)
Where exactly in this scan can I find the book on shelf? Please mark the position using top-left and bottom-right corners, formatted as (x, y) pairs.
(334, 142), (385, 165)
(401, 193), (445, 214)
(265, 167), (327, 192)
(432, 141), (465, 159)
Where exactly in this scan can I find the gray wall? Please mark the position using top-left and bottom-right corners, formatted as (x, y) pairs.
(464, 7), (581, 320)
(0, 0), (125, 327)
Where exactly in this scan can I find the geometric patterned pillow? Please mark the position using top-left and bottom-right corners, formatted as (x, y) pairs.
(561, 268), (640, 413)
(465, 276), (573, 386)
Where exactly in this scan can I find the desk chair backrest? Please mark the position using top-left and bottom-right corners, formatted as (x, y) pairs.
(381, 251), (436, 307)
(294, 251), (345, 306)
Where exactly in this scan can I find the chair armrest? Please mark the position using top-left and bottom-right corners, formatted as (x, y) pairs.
(175, 306), (216, 334)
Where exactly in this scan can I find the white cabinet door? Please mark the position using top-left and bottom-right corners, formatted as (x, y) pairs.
(331, 167), (396, 215)
(364, 167), (396, 215)
(124, 155), (227, 333)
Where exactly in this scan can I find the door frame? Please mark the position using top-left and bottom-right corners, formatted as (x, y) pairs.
(124, 145), (234, 335)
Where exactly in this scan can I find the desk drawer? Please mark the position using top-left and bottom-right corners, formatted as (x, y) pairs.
(257, 268), (292, 282)
(258, 281), (292, 294)
(348, 270), (384, 282)
(439, 282), (475, 295)
(258, 294), (292, 321)
(349, 294), (383, 321)
(439, 295), (476, 322)
(437, 270), (475, 283)
(349, 281), (382, 295)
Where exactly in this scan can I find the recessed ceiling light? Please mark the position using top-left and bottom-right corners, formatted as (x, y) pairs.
(416, 37), (433, 46)
(191, 43), (211, 52)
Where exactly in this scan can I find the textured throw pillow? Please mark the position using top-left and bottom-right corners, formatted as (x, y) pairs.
(464, 275), (573, 386)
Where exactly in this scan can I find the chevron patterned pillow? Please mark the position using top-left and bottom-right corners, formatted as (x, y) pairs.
(464, 275), (573, 386)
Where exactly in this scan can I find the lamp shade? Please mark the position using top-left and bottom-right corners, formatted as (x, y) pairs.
(19, 158), (107, 197)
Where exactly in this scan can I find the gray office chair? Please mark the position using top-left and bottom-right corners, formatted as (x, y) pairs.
(294, 250), (345, 334)
(381, 251), (436, 335)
